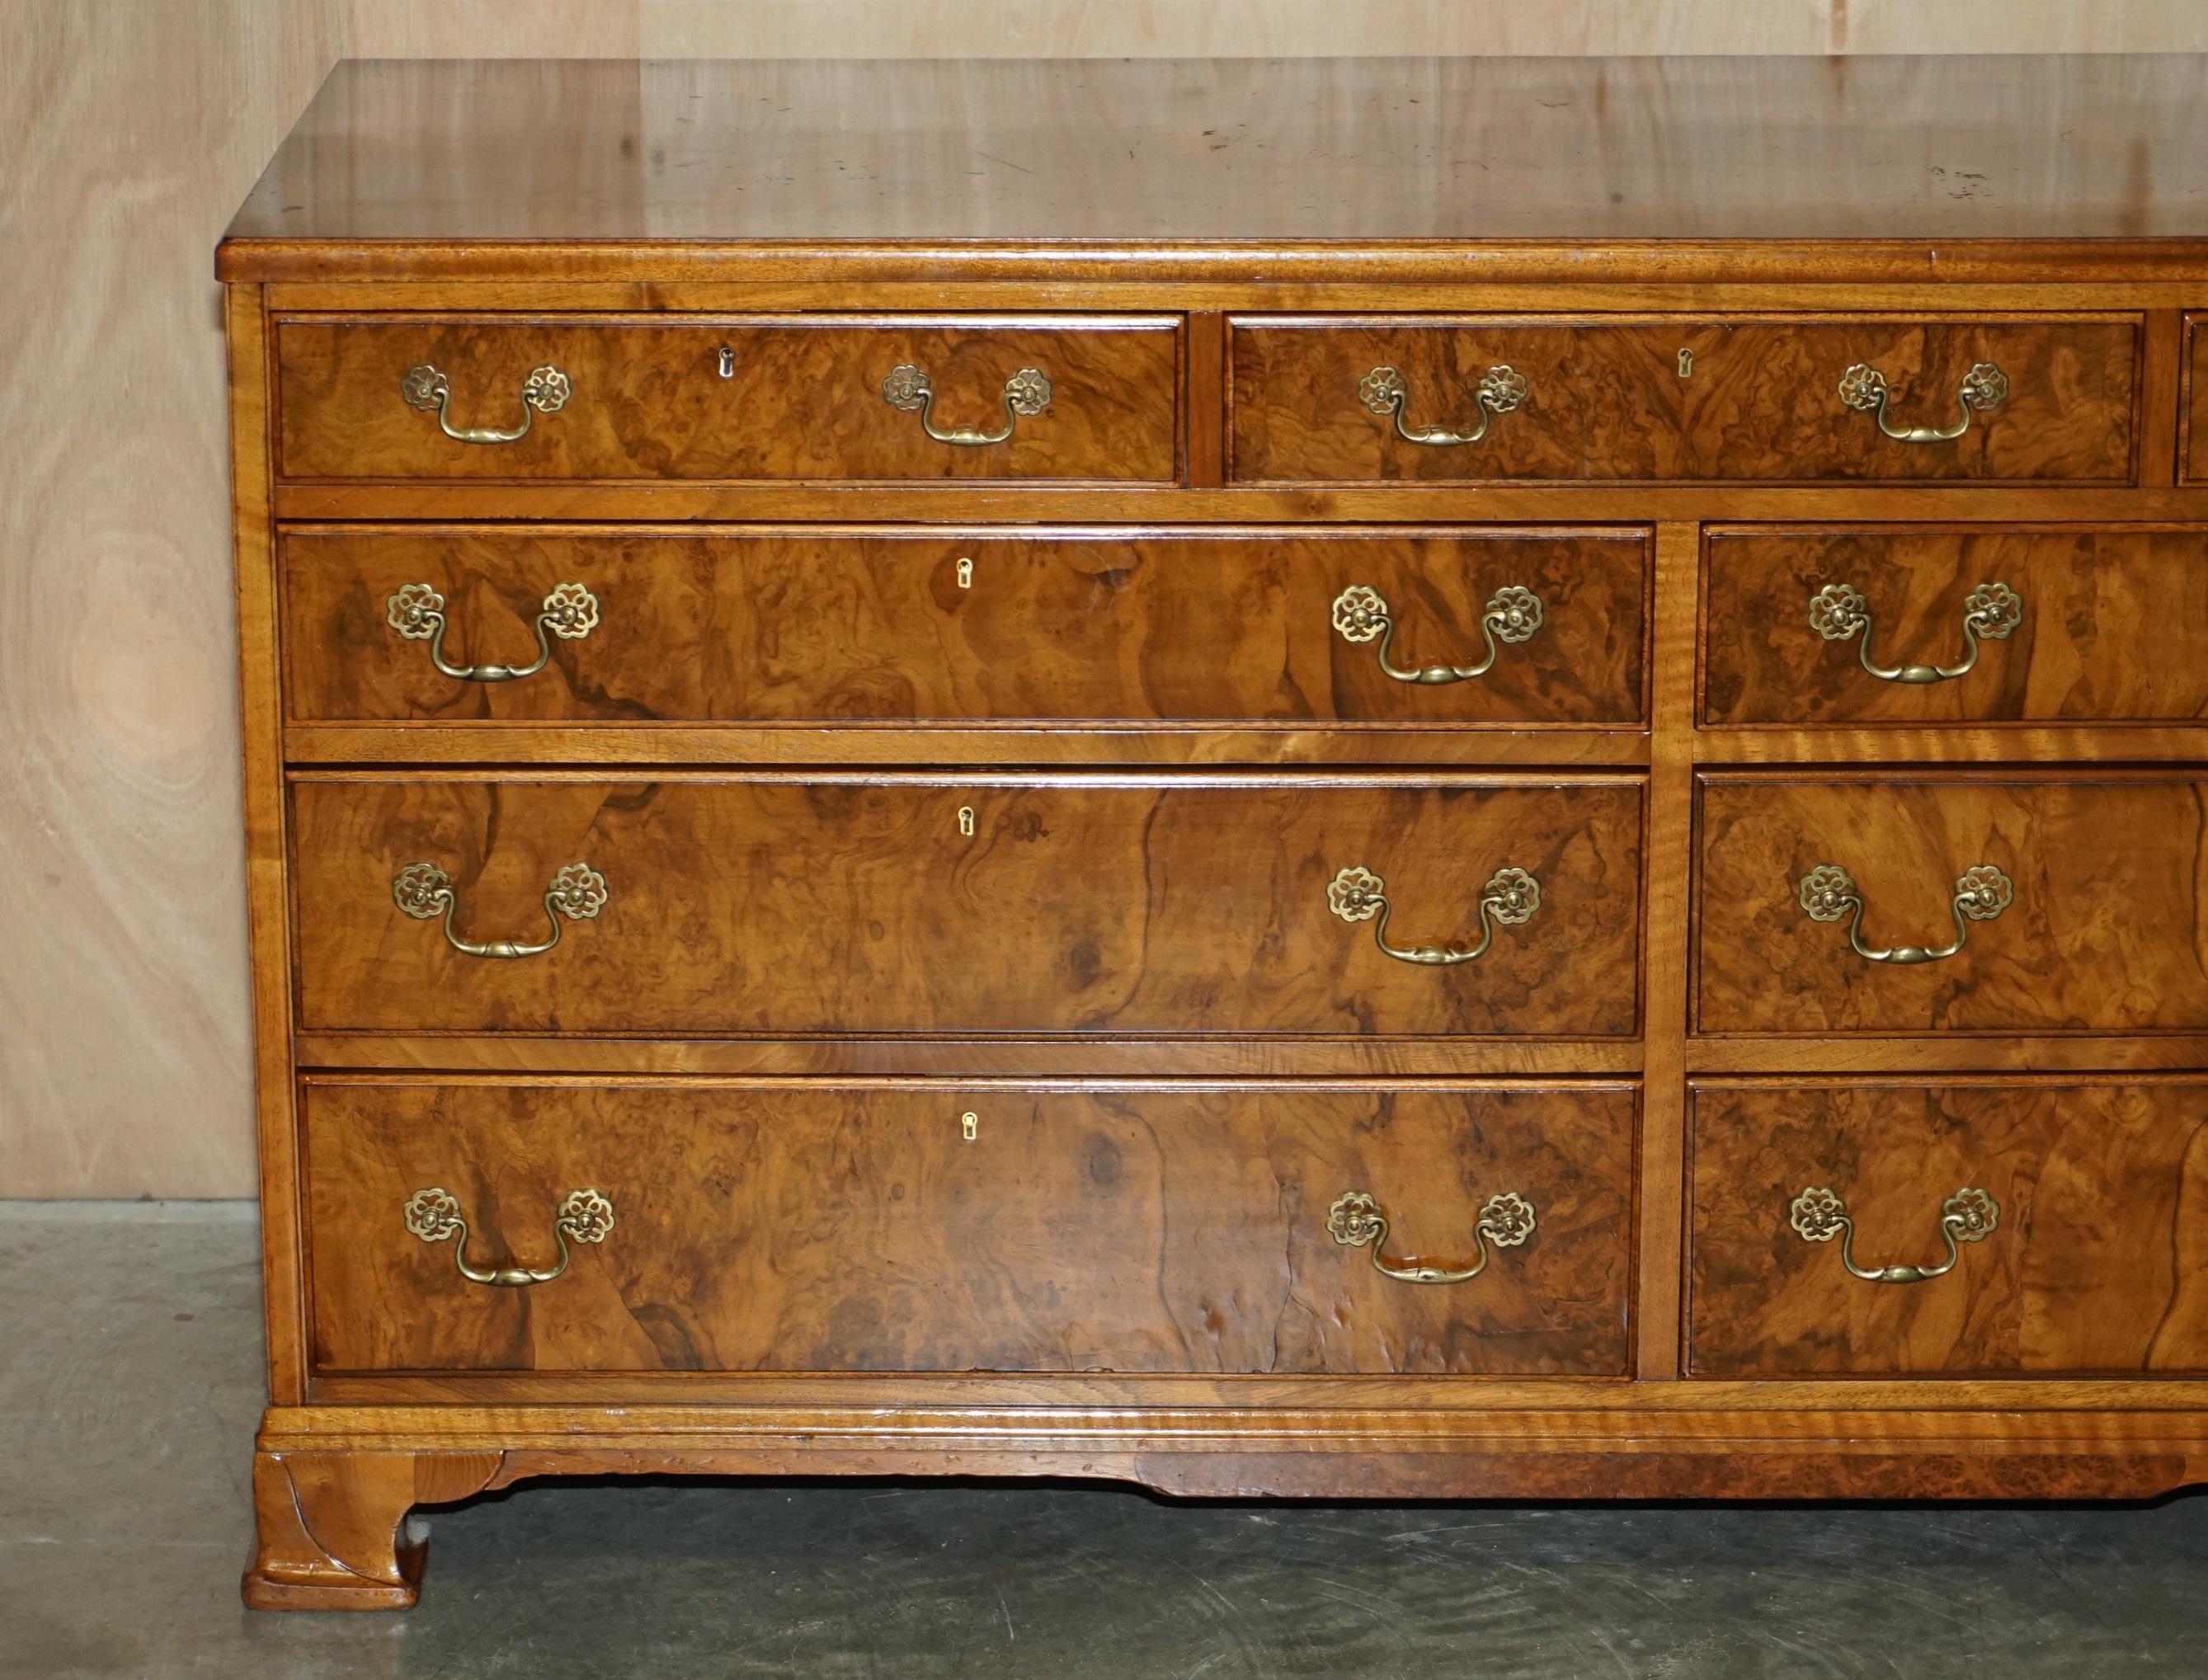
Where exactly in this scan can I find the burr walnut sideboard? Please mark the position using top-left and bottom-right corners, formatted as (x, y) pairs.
(221, 57), (2208, 1608)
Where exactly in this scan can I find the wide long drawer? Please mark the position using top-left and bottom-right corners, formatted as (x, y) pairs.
(283, 524), (1650, 727)
(1689, 1079), (2208, 1376)
(304, 1078), (1638, 1376)
(1230, 315), (2137, 483)
(275, 314), (1182, 482)
(1702, 525), (2208, 726)
(1695, 772), (2208, 1034)
(292, 774), (1644, 1037)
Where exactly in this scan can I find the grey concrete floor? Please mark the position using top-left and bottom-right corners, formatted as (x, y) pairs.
(2, 1202), (2205, 1680)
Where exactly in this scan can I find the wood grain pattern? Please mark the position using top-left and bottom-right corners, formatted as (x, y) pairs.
(281, 724), (1655, 769)
(228, 285), (309, 1401)
(1702, 525), (2208, 725)
(266, 480), (2208, 526)
(280, 524), (1648, 727)
(1686, 1035), (2208, 1076)
(1688, 1080), (2208, 1376)
(297, 1370), (2208, 1412)
(275, 315), (1181, 482)
(291, 1033), (1646, 1078)
(301, 1079), (1637, 1376)
(248, 1397), (2208, 1503)
(241, 1447), (502, 1609)
(30, 45), (2208, 1202)
(1696, 773), (2208, 1034)
(290, 774), (1644, 1038)
(1229, 318), (2138, 483)
(1635, 521), (1701, 1379)
(1, 1), (343, 1200)
(223, 56), (2208, 264)
(2181, 313), (2208, 482)
(170, 49), (2208, 1598)
(625, 4), (2208, 61)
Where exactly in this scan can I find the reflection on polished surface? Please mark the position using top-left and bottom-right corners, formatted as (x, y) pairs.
(223, 55), (2208, 252)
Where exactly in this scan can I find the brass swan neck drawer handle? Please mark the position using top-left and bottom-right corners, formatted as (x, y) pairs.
(404, 1187), (615, 1287)
(1788, 1185), (1998, 1285)
(385, 581), (600, 682)
(401, 363), (572, 444)
(880, 364), (1052, 445)
(1358, 364), (1528, 445)
(1809, 580), (2022, 685)
(392, 861), (609, 959)
(1327, 864), (1541, 967)
(1796, 862), (2013, 967)
(1837, 360), (2008, 444)
(1330, 583), (1544, 684)
(1328, 1189), (1537, 1285)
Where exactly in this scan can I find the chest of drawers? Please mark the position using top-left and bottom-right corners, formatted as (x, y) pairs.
(224, 56), (2208, 1608)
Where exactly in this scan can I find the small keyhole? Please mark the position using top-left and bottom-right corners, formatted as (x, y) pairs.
(958, 806), (975, 836)
(961, 1111), (978, 1141)
(718, 346), (736, 379)
(956, 557), (973, 590)
(1677, 347), (1694, 378)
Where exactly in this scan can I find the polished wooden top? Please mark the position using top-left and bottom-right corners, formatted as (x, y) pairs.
(220, 55), (2208, 281)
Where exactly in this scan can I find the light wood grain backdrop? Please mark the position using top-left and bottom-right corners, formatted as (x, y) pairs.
(9, 2), (2208, 1198)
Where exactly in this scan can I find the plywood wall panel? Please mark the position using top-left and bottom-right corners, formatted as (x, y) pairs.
(0, 1), (346, 1198)
(8, 1), (2208, 1195)
(350, 2), (2208, 60)
(346, 2), (638, 57)
(635, 2), (2208, 58)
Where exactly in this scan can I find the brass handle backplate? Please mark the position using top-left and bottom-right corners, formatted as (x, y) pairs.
(1330, 583), (1544, 684)
(393, 861), (609, 959)
(1796, 862), (2012, 967)
(1327, 864), (1540, 967)
(1809, 580), (2022, 685)
(401, 363), (571, 444)
(1837, 360), (2008, 444)
(1328, 1189), (1537, 1284)
(385, 581), (600, 682)
(1789, 1184), (1999, 1284)
(404, 1187), (615, 1287)
(880, 364), (1052, 445)
(1358, 364), (1528, 445)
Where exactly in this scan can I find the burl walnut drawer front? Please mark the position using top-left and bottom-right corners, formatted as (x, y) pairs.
(303, 1080), (1637, 1376)
(1702, 526), (2208, 726)
(274, 315), (1181, 482)
(1696, 774), (2208, 1035)
(282, 525), (1649, 727)
(1689, 1080), (2208, 1376)
(290, 774), (1643, 1038)
(1230, 316), (2136, 483)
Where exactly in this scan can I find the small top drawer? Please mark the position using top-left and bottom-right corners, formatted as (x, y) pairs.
(275, 314), (1183, 482)
(1230, 315), (2137, 484)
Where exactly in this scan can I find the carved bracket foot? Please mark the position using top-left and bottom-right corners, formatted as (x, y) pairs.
(242, 1448), (504, 1611)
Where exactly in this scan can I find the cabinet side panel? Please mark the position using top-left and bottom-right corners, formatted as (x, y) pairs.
(228, 281), (304, 1403)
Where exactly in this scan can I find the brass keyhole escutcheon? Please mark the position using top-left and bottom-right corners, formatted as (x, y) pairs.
(956, 557), (974, 589)
(958, 806), (975, 837)
(961, 1111), (978, 1141)
(717, 346), (735, 378)
(1677, 347), (1694, 378)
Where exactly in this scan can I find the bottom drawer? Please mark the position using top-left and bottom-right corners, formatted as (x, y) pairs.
(304, 1078), (1636, 1377)
(1689, 1079), (2208, 1376)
